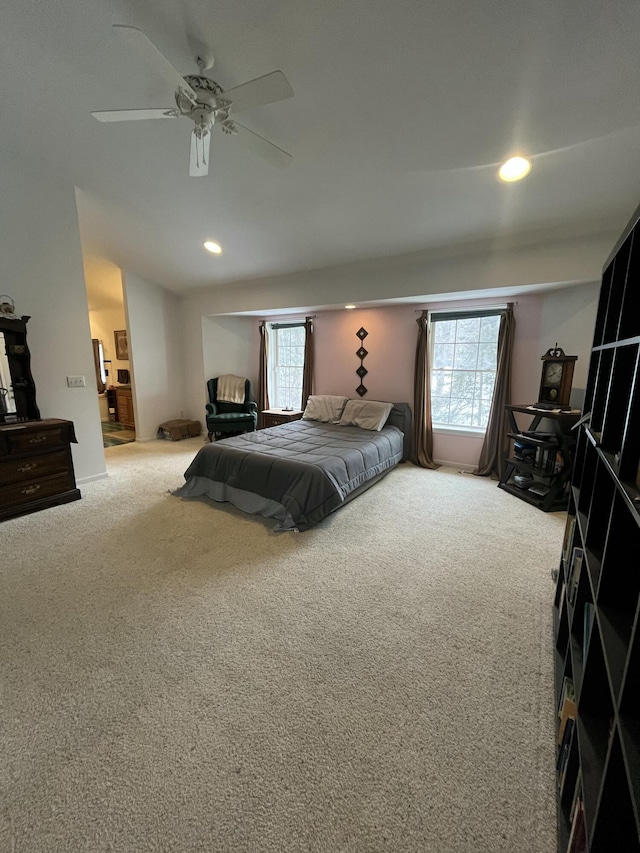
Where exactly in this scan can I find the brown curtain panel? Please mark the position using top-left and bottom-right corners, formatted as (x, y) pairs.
(301, 316), (314, 409)
(92, 338), (106, 394)
(258, 322), (270, 415)
(474, 303), (516, 478)
(411, 311), (439, 469)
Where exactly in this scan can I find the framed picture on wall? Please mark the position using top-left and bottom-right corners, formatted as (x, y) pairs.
(114, 329), (128, 360)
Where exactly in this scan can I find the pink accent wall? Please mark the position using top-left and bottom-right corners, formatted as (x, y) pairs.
(311, 295), (544, 468)
(314, 307), (416, 404)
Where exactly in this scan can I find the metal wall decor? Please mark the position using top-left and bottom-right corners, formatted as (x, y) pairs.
(355, 327), (368, 396)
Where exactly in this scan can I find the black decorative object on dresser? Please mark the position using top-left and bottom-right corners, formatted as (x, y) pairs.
(0, 419), (81, 520)
(0, 315), (40, 423)
(552, 203), (640, 852)
(538, 345), (577, 410)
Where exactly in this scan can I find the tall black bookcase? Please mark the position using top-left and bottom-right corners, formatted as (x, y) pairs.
(553, 204), (640, 852)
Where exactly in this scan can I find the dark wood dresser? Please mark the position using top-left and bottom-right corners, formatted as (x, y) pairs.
(0, 419), (81, 521)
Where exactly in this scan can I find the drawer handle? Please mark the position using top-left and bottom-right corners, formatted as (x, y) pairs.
(29, 436), (48, 444)
(21, 484), (41, 496)
(17, 463), (37, 472)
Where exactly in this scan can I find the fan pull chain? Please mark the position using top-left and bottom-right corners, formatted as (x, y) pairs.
(194, 130), (209, 169)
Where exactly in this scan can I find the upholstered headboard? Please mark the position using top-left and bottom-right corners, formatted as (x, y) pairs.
(386, 402), (412, 462)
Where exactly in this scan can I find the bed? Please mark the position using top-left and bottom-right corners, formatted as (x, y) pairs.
(173, 400), (411, 531)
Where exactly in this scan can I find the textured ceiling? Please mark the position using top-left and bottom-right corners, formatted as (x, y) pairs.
(4, 0), (640, 293)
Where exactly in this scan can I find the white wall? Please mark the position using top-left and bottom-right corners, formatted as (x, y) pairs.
(180, 301), (206, 427)
(182, 230), (616, 318)
(123, 271), (185, 441)
(539, 281), (600, 408)
(174, 314), (258, 429)
(177, 313), (260, 426)
(202, 315), (257, 390)
(1, 158), (105, 482)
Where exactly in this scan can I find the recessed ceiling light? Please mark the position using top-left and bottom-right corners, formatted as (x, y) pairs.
(498, 156), (532, 183)
(203, 240), (222, 254)
(345, 304), (356, 309)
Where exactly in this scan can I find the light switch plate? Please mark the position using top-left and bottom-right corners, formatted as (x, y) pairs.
(66, 375), (86, 387)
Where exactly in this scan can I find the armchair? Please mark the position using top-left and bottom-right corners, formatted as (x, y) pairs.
(205, 376), (258, 442)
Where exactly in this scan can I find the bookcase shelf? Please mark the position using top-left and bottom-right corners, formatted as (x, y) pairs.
(553, 202), (640, 852)
(499, 405), (580, 511)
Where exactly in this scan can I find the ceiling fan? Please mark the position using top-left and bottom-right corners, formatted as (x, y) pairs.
(92, 24), (294, 176)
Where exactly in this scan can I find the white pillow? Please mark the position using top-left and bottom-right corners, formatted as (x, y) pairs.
(338, 399), (394, 431)
(302, 395), (349, 423)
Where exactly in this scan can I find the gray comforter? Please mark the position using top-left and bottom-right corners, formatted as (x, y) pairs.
(174, 419), (404, 530)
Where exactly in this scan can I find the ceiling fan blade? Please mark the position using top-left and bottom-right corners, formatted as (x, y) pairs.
(113, 24), (197, 103)
(189, 130), (211, 177)
(222, 71), (293, 114)
(91, 108), (179, 123)
(232, 122), (292, 168)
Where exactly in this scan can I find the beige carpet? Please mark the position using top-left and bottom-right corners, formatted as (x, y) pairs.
(0, 437), (564, 853)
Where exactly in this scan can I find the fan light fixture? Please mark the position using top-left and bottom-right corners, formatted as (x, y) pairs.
(203, 241), (222, 254)
(498, 156), (532, 183)
(345, 304), (356, 310)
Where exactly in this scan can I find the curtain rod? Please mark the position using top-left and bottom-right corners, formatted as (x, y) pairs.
(414, 302), (516, 313)
(265, 314), (316, 325)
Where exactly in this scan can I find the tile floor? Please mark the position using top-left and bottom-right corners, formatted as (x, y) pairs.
(101, 420), (136, 447)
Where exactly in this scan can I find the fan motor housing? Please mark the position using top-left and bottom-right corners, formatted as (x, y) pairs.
(182, 75), (224, 108)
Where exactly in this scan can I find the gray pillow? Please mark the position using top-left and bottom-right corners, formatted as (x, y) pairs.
(302, 395), (350, 423)
(338, 399), (393, 431)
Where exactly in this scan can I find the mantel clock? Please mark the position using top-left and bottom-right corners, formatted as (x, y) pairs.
(538, 345), (577, 410)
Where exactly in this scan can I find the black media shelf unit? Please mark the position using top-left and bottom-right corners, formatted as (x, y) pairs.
(498, 404), (580, 512)
(553, 203), (640, 852)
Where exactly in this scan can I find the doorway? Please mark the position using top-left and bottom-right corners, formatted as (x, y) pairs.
(83, 255), (136, 449)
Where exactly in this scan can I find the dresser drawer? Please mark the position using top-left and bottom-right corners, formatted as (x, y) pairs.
(5, 426), (67, 455)
(261, 411), (304, 429)
(0, 450), (70, 486)
(0, 471), (76, 507)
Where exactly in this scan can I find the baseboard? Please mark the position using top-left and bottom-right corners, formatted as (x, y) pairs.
(76, 471), (108, 485)
(434, 459), (476, 473)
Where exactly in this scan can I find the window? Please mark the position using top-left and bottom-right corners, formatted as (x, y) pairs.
(268, 323), (306, 409)
(430, 311), (501, 430)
